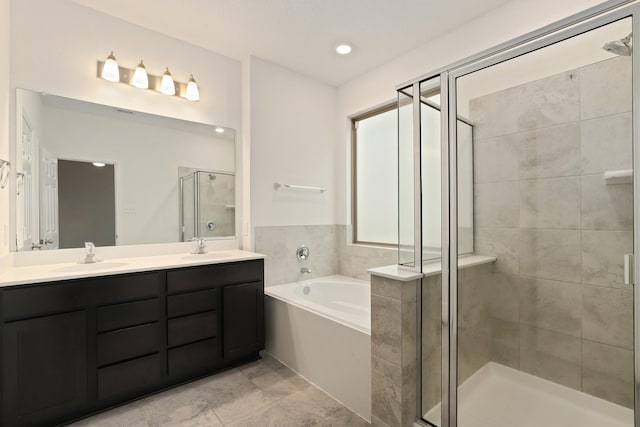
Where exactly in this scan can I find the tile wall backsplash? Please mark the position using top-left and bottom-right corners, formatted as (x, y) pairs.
(470, 56), (634, 408)
(254, 224), (396, 286)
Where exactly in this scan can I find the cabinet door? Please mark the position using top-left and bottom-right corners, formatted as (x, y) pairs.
(3, 311), (88, 427)
(223, 281), (264, 360)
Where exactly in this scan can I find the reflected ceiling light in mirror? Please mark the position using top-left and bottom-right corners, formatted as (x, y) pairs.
(131, 60), (149, 89)
(336, 44), (352, 55)
(97, 54), (200, 101)
(101, 51), (120, 82)
(160, 68), (176, 96)
(185, 75), (200, 101)
(92, 162), (106, 167)
(215, 127), (224, 133)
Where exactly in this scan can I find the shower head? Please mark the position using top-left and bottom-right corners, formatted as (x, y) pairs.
(603, 32), (632, 56)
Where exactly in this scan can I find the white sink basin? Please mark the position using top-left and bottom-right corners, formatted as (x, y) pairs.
(182, 252), (231, 260)
(54, 262), (129, 273)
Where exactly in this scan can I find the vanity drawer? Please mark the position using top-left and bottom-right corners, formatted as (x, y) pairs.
(97, 298), (160, 332)
(167, 289), (218, 318)
(98, 353), (161, 401)
(88, 272), (162, 305)
(3, 282), (86, 321)
(97, 323), (160, 366)
(168, 311), (217, 348)
(167, 260), (263, 294)
(168, 338), (220, 378)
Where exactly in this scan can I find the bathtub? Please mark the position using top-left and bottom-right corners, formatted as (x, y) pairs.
(264, 275), (371, 421)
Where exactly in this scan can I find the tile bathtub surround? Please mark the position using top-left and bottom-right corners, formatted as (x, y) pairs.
(71, 351), (367, 427)
(255, 224), (396, 286)
(470, 55), (633, 407)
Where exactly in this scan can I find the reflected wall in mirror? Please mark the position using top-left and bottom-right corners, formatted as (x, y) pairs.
(14, 88), (236, 251)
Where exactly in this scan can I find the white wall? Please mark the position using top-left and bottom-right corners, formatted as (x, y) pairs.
(8, 0), (243, 252)
(0, 0), (10, 257)
(249, 57), (338, 230)
(336, 0), (608, 225)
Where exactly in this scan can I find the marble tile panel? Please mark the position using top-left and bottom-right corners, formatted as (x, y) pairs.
(475, 181), (519, 228)
(458, 271), (490, 335)
(275, 386), (344, 422)
(458, 328), (490, 384)
(582, 175), (633, 231)
(401, 280), (418, 370)
(371, 294), (402, 365)
(372, 368), (401, 427)
(517, 70), (580, 131)
(285, 225), (339, 283)
(519, 177), (581, 229)
(582, 285), (633, 349)
(317, 407), (370, 426)
(580, 56), (632, 120)
(519, 325), (582, 390)
(519, 277), (582, 337)
(238, 353), (310, 400)
(474, 227), (519, 275)
(489, 317), (520, 369)
(519, 228), (581, 283)
(372, 275), (401, 300)
(469, 87), (519, 139)
(582, 230), (633, 289)
(371, 415), (392, 427)
(582, 340), (634, 409)
(518, 123), (581, 179)
(255, 226), (287, 287)
(474, 134), (519, 183)
(581, 112), (632, 174)
(488, 272), (520, 322)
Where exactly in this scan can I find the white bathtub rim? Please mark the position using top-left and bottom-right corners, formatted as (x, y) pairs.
(262, 350), (371, 423)
(264, 275), (371, 335)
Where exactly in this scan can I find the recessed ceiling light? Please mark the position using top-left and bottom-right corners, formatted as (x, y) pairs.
(336, 44), (352, 55)
(215, 127), (224, 133)
(92, 162), (106, 167)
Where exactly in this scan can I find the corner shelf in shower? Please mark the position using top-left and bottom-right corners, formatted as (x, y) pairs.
(604, 169), (632, 185)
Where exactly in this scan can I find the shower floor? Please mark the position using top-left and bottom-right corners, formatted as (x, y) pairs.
(424, 362), (633, 427)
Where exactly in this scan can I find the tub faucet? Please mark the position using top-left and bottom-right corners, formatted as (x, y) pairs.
(83, 242), (101, 264)
(300, 267), (312, 274)
(191, 237), (207, 254)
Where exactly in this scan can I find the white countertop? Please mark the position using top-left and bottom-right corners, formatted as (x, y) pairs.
(0, 249), (265, 288)
(368, 255), (496, 282)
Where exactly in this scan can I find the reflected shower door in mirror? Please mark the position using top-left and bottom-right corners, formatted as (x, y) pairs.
(453, 16), (634, 427)
(13, 89), (237, 251)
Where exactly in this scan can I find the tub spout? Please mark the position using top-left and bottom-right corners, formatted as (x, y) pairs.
(300, 267), (312, 274)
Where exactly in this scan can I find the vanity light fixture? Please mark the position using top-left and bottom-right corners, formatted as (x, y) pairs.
(101, 51), (120, 82)
(215, 127), (224, 134)
(160, 67), (176, 96)
(131, 60), (149, 89)
(185, 75), (200, 101)
(97, 53), (200, 101)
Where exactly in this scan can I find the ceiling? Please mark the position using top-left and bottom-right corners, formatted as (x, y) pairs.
(71, 0), (515, 86)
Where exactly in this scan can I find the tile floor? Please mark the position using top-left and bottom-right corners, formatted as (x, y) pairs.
(70, 352), (369, 426)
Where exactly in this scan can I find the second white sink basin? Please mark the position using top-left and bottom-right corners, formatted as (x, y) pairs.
(54, 262), (129, 273)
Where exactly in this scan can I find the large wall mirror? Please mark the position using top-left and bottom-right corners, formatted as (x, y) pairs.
(13, 88), (236, 251)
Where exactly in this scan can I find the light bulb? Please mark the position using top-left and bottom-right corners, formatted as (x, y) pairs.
(185, 74), (200, 101)
(92, 162), (106, 167)
(101, 51), (120, 82)
(215, 127), (224, 134)
(131, 60), (148, 89)
(160, 67), (176, 95)
(336, 44), (352, 55)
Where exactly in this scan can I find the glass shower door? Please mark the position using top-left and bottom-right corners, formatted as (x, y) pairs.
(451, 15), (635, 427)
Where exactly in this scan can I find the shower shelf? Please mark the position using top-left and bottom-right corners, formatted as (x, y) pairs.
(604, 169), (632, 185)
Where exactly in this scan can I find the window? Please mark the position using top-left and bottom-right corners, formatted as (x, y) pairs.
(352, 104), (398, 246)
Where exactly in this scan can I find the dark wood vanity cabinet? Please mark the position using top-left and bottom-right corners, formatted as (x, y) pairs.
(0, 258), (264, 427)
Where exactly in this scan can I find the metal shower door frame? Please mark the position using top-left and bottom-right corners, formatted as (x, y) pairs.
(405, 1), (640, 426)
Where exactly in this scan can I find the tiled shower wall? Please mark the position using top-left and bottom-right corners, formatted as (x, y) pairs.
(254, 224), (396, 286)
(470, 56), (633, 407)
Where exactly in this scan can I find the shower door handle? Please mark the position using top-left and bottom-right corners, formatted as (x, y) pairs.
(624, 253), (634, 286)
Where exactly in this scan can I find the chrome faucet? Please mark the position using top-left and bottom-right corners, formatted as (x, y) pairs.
(191, 237), (207, 254)
(300, 267), (312, 274)
(83, 242), (101, 264)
